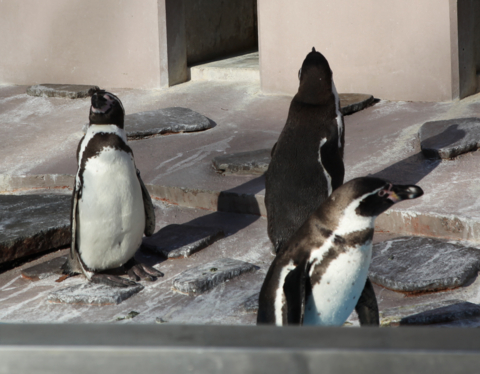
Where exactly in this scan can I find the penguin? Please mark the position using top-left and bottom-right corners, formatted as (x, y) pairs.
(265, 47), (344, 256)
(63, 89), (163, 287)
(265, 48), (382, 326)
(257, 177), (423, 326)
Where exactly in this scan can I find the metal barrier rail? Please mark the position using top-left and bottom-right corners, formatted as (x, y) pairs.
(0, 324), (479, 373)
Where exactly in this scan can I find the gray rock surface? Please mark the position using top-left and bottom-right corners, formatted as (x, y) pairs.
(21, 256), (66, 281)
(339, 93), (375, 116)
(26, 84), (99, 99)
(0, 195), (71, 266)
(48, 282), (144, 305)
(125, 107), (212, 139)
(369, 236), (480, 292)
(173, 258), (258, 296)
(241, 292), (259, 313)
(142, 224), (224, 258)
(210, 94), (373, 175)
(419, 117), (480, 159)
(380, 299), (480, 327)
(212, 149), (271, 175)
(81, 107), (213, 138)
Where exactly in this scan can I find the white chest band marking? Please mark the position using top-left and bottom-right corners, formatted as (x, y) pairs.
(308, 188), (380, 265)
(76, 125), (127, 189)
(332, 81), (344, 149)
(318, 138), (332, 196)
(275, 260), (296, 326)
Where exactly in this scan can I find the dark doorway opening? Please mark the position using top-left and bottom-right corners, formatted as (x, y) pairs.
(185, 0), (258, 67)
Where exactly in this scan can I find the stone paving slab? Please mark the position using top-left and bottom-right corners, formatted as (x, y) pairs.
(141, 224), (224, 259)
(81, 107), (213, 139)
(380, 299), (480, 327)
(21, 255), (66, 281)
(241, 292), (260, 314)
(125, 107), (212, 139)
(339, 93), (375, 116)
(47, 282), (144, 306)
(212, 149), (271, 175)
(26, 84), (99, 99)
(369, 236), (480, 293)
(419, 117), (480, 159)
(0, 194), (71, 266)
(172, 258), (259, 296)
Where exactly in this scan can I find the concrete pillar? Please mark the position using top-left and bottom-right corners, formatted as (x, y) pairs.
(158, 0), (188, 87)
(453, 0), (480, 99)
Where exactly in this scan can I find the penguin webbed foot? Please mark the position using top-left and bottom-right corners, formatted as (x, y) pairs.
(125, 259), (164, 282)
(60, 259), (81, 280)
(90, 273), (139, 288)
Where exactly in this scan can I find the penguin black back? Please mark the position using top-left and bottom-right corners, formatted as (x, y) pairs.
(265, 48), (344, 255)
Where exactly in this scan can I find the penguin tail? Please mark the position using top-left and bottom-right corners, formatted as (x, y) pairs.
(61, 257), (80, 276)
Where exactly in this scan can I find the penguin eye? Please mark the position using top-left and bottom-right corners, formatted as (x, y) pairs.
(378, 189), (386, 197)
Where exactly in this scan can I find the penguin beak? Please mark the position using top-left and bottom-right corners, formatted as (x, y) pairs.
(386, 184), (424, 203)
(91, 94), (113, 114)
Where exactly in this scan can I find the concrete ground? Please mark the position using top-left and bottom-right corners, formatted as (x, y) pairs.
(2, 53), (480, 325)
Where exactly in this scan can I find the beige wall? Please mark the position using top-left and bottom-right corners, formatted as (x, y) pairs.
(2, 0), (479, 100)
(258, 0), (455, 102)
(0, 0), (162, 89)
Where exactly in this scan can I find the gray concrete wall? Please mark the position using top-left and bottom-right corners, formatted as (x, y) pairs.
(257, 0), (472, 102)
(456, 0), (478, 98)
(185, 0), (258, 66)
(471, 0), (480, 89)
(0, 0), (163, 89)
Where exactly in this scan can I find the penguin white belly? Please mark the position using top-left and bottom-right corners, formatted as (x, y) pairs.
(304, 243), (372, 326)
(77, 147), (145, 271)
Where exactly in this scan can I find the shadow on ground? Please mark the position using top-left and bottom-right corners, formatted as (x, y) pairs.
(137, 176), (264, 267)
(371, 125), (466, 185)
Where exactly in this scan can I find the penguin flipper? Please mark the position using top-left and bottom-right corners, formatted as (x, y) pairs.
(283, 262), (309, 325)
(137, 169), (156, 237)
(354, 277), (379, 326)
(64, 183), (82, 275)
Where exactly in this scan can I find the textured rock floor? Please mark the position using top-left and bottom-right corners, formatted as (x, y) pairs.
(0, 200), (271, 324)
(3, 197), (480, 327)
(3, 81), (480, 241)
(3, 53), (480, 326)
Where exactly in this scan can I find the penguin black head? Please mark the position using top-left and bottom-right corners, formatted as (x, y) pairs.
(329, 177), (424, 219)
(296, 47), (334, 105)
(89, 89), (125, 129)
